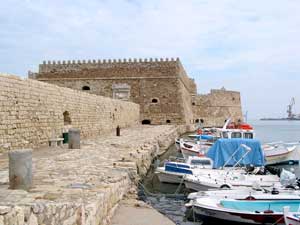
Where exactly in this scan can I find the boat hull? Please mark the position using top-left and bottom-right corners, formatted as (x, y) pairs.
(181, 147), (199, 159)
(184, 179), (219, 191)
(155, 171), (184, 184)
(192, 203), (284, 225)
(264, 145), (297, 165)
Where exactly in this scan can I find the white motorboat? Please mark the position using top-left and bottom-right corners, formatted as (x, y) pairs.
(184, 169), (280, 191)
(184, 141), (283, 191)
(188, 195), (300, 225)
(155, 156), (213, 184)
(187, 185), (300, 201)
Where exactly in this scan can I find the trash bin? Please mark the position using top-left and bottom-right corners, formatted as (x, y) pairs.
(63, 132), (69, 144)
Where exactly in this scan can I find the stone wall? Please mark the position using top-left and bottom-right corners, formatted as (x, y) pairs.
(0, 74), (140, 152)
(31, 58), (196, 125)
(192, 89), (243, 127)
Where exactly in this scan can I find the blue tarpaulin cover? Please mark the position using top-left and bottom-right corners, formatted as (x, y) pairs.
(206, 139), (265, 169)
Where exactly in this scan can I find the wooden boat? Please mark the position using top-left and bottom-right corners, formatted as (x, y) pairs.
(263, 142), (298, 165)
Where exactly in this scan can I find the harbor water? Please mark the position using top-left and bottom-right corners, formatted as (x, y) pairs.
(140, 120), (300, 225)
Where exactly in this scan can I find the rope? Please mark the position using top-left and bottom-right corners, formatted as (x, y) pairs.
(271, 216), (284, 225)
(138, 180), (186, 198)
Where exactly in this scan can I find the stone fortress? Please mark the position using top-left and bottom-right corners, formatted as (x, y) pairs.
(30, 57), (243, 127)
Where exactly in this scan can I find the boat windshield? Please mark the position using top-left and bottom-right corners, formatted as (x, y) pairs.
(231, 132), (242, 138)
(244, 132), (254, 139)
(190, 159), (211, 165)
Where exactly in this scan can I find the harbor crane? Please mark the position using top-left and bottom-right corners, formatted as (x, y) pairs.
(287, 97), (295, 119)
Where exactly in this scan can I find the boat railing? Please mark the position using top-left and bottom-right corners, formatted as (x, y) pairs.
(222, 144), (252, 169)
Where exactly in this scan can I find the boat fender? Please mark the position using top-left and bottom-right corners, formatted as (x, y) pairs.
(271, 188), (279, 195)
(285, 185), (296, 190)
(245, 196), (256, 200)
(197, 129), (202, 135)
(220, 184), (231, 189)
(263, 209), (274, 214)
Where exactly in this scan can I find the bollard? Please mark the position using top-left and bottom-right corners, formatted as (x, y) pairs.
(9, 149), (32, 190)
(116, 126), (120, 136)
(68, 128), (80, 149)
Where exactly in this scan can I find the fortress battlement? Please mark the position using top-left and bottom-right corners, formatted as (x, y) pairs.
(39, 57), (180, 73)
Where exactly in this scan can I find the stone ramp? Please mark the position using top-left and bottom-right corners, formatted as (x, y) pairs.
(112, 200), (175, 225)
(0, 125), (184, 225)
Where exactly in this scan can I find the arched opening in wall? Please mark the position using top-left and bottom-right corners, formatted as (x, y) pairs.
(232, 97), (235, 101)
(195, 119), (200, 123)
(166, 120), (171, 124)
(192, 102), (195, 106)
(200, 119), (204, 123)
(63, 111), (72, 125)
(82, 86), (90, 91)
(151, 98), (158, 103)
(142, 120), (151, 125)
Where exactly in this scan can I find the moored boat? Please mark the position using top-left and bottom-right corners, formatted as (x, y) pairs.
(179, 140), (211, 159)
(284, 206), (300, 225)
(189, 196), (300, 225)
(183, 139), (282, 191)
(155, 156), (213, 184)
(263, 142), (299, 165)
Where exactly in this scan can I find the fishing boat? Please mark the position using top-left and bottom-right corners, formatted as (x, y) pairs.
(284, 206), (300, 225)
(155, 156), (213, 184)
(189, 196), (300, 225)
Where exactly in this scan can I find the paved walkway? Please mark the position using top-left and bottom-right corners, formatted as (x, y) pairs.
(0, 125), (183, 225)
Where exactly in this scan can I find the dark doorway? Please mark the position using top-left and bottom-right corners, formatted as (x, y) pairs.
(82, 86), (90, 91)
(142, 119), (151, 125)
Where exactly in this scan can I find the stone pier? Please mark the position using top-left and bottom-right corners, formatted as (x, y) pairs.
(0, 125), (188, 225)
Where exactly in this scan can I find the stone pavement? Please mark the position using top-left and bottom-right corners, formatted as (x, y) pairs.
(111, 199), (175, 225)
(0, 125), (186, 225)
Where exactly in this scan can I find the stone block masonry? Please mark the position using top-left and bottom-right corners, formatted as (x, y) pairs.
(0, 74), (140, 152)
(192, 88), (243, 127)
(32, 58), (196, 125)
(31, 57), (244, 127)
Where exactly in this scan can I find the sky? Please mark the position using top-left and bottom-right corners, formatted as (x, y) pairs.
(1, 0), (300, 119)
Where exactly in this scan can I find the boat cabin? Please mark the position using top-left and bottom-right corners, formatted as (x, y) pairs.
(220, 129), (255, 139)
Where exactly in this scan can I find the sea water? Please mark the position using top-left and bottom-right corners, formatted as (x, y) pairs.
(140, 120), (300, 224)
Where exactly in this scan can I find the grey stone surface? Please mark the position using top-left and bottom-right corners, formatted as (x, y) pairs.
(112, 201), (175, 225)
(8, 149), (32, 190)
